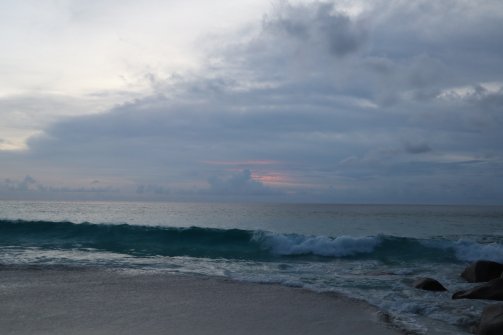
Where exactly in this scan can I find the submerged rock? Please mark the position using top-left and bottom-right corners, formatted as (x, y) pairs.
(453, 278), (503, 301)
(462, 261), (503, 283)
(413, 278), (447, 292)
(478, 304), (503, 335)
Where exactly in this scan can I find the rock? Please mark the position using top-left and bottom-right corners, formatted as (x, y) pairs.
(462, 261), (503, 283)
(413, 278), (447, 292)
(453, 278), (503, 301)
(478, 304), (503, 335)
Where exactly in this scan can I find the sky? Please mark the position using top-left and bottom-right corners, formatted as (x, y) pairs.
(1, 0), (503, 204)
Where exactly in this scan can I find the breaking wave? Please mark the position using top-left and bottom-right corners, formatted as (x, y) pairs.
(1, 219), (502, 263)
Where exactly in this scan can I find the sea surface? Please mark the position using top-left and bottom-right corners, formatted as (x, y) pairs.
(1, 201), (503, 334)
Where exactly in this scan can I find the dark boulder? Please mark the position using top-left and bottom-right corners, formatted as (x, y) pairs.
(462, 261), (503, 283)
(453, 278), (503, 301)
(413, 278), (447, 292)
(478, 304), (503, 335)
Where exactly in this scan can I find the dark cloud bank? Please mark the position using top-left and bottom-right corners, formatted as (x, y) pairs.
(2, 0), (503, 204)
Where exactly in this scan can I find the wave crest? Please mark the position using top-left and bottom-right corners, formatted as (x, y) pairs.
(253, 232), (381, 257)
(452, 240), (503, 262)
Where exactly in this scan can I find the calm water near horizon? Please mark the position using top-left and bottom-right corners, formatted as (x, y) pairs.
(1, 200), (502, 237)
(1, 200), (503, 334)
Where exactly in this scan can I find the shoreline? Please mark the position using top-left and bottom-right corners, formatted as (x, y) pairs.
(0, 266), (404, 335)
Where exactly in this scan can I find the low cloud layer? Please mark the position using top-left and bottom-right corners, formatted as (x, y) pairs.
(1, 1), (503, 204)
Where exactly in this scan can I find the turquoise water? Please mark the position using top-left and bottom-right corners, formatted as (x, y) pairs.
(1, 201), (503, 334)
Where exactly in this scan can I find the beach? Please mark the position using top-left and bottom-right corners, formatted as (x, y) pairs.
(0, 266), (402, 335)
(2, 202), (501, 333)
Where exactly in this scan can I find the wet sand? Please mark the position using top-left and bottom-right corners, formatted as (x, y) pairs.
(0, 267), (403, 335)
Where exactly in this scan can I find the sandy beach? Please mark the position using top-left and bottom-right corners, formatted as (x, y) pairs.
(0, 266), (403, 335)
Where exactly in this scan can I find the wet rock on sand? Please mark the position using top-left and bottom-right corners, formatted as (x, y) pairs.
(461, 261), (503, 283)
(452, 278), (503, 301)
(413, 278), (447, 292)
(478, 304), (503, 335)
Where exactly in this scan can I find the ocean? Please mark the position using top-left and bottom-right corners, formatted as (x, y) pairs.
(1, 201), (503, 334)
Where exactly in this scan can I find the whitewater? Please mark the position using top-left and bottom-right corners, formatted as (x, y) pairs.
(1, 201), (503, 334)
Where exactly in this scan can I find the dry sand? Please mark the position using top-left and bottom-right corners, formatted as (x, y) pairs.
(0, 267), (403, 335)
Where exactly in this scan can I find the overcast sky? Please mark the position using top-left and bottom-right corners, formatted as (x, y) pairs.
(1, 0), (503, 204)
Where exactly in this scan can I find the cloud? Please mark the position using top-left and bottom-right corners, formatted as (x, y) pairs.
(263, 2), (367, 57)
(1, 1), (503, 203)
(0, 176), (118, 200)
(207, 169), (278, 196)
(136, 184), (171, 196)
(404, 142), (432, 154)
(3, 175), (38, 192)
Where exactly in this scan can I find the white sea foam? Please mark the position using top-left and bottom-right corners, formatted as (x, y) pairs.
(421, 238), (503, 263)
(452, 240), (503, 262)
(252, 232), (381, 257)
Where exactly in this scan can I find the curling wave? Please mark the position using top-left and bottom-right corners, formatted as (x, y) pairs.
(1, 219), (502, 263)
